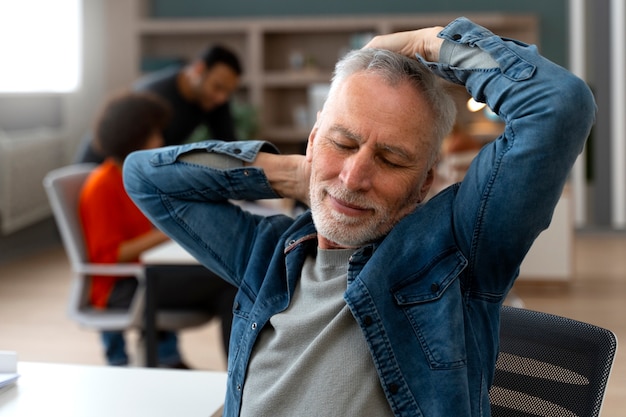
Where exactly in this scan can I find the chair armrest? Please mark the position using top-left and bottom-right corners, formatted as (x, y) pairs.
(75, 263), (145, 282)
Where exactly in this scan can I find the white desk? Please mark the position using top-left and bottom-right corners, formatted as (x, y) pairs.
(140, 240), (206, 367)
(0, 362), (226, 417)
(140, 199), (294, 265)
(141, 240), (198, 265)
(138, 200), (292, 366)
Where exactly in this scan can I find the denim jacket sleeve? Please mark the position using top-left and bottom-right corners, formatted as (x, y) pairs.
(123, 139), (292, 287)
(424, 17), (596, 294)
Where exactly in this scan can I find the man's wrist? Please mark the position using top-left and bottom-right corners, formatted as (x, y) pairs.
(249, 153), (308, 202)
(422, 27), (445, 62)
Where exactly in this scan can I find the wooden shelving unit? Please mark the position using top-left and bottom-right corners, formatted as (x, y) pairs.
(104, 3), (538, 153)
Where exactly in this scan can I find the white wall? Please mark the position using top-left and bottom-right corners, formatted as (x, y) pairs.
(60, 0), (138, 162)
(61, 0), (108, 161)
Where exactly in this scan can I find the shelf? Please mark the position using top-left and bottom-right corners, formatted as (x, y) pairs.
(137, 18), (256, 34)
(114, 8), (539, 153)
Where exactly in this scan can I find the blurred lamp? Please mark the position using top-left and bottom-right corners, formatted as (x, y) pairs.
(467, 97), (487, 112)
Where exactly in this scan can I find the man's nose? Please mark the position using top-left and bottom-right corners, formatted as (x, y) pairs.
(339, 151), (373, 192)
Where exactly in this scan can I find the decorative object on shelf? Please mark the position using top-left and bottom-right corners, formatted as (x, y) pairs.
(232, 100), (259, 140)
(349, 31), (376, 50)
(292, 105), (310, 131)
(288, 50), (305, 71)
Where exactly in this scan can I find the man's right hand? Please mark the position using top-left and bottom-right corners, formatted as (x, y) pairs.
(364, 26), (445, 63)
(247, 153), (310, 206)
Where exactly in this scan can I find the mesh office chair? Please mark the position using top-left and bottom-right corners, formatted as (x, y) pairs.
(490, 305), (617, 417)
(43, 164), (212, 333)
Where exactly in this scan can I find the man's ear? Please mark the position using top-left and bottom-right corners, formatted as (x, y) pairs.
(192, 61), (207, 73)
(305, 111), (321, 163)
(419, 168), (435, 201)
(188, 61), (206, 84)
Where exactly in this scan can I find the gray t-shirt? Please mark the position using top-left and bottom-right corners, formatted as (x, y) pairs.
(239, 248), (392, 417)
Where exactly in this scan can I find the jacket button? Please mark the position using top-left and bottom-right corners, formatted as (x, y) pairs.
(251, 322), (257, 330)
(431, 283), (440, 292)
(363, 316), (373, 326)
(389, 383), (399, 394)
(452, 34), (462, 41)
(233, 148), (242, 154)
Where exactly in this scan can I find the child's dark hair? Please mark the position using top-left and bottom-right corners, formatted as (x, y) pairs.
(94, 91), (171, 161)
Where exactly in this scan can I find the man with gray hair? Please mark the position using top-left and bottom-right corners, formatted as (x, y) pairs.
(123, 17), (595, 417)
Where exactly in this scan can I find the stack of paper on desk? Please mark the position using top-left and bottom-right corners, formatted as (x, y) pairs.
(0, 351), (19, 393)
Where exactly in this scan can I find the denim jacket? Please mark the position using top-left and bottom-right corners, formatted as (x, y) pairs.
(124, 17), (596, 417)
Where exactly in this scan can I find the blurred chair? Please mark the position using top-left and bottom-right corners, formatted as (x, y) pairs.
(490, 305), (617, 417)
(43, 164), (212, 360)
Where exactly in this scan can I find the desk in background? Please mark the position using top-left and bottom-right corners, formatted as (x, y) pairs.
(140, 240), (205, 367)
(0, 362), (226, 417)
(140, 200), (295, 367)
(141, 239), (198, 265)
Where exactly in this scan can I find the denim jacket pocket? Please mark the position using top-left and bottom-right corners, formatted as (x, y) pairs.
(391, 249), (468, 369)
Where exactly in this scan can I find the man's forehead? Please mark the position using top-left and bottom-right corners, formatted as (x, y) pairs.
(321, 72), (437, 151)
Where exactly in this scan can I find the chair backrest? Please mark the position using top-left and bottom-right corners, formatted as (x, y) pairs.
(43, 164), (212, 332)
(490, 306), (617, 417)
(43, 163), (96, 270)
(43, 163), (147, 330)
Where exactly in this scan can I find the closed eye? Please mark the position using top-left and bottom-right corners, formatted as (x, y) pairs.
(329, 137), (358, 151)
(379, 157), (403, 168)
(376, 144), (414, 169)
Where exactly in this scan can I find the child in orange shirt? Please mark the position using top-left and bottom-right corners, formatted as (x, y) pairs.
(80, 91), (236, 367)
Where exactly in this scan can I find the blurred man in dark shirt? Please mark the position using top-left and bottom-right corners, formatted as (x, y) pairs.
(75, 45), (242, 163)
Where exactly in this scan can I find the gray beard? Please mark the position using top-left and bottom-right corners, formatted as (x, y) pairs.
(310, 201), (383, 248)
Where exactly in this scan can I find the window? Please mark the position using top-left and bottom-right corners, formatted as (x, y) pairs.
(0, 0), (82, 93)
